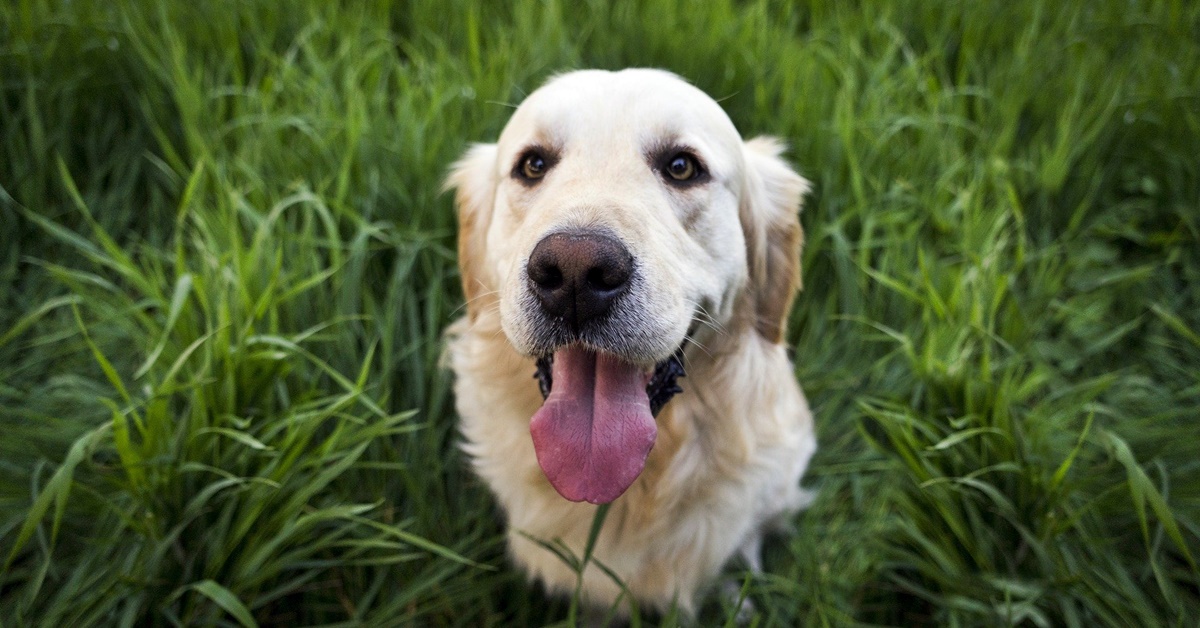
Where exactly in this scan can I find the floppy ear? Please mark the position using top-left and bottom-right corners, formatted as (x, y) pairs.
(443, 143), (499, 321)
(739, 137), (811, 344)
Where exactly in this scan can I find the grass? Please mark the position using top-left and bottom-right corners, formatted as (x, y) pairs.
(1, 0), (1198, 625)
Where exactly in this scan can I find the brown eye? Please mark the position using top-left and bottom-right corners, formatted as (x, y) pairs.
(520, 153), (548, 180)
(665, 153), (699, 181)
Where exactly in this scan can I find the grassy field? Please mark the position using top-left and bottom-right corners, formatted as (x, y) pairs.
(2, 0), (1198, 625)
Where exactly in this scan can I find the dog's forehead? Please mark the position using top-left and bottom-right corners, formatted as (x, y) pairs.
(499, 70), (742, 153)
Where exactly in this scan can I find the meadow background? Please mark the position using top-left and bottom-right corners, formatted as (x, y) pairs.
(2, 0), (1198, 625)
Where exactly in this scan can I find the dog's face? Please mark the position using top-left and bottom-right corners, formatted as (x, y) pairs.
(448, 69), (808, 504)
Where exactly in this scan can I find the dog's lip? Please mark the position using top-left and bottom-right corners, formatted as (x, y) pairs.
(530, 309), (698, 411)
(533, 342), (687, 417)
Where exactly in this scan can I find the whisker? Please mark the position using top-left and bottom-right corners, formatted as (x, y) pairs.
(683, 298), (727, 336)
(681, 334), (713, 362)
(450, 287), (503, 318)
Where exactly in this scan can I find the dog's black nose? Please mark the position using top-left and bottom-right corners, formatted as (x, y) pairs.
(527, 230), (633, 329)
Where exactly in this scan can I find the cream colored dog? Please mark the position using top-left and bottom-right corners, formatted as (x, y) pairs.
(444, 68), (815, 615)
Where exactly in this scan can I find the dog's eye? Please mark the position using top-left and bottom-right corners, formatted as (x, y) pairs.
(518, 152), (549, 181)
(664, 153), (700, 182)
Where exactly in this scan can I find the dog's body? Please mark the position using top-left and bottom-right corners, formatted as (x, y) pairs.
(445, 69), (815, 614)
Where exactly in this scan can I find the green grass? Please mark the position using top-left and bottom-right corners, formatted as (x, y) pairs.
(1, 0), (1198, 625)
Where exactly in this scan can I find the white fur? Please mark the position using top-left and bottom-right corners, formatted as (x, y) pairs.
(444, 69), (815, 615)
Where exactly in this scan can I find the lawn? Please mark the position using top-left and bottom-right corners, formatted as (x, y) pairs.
(1, 0), (1198, 625)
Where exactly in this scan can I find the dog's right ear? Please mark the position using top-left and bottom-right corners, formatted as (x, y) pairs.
(739, 137), (810, 344)
(443, 143), (499, 321)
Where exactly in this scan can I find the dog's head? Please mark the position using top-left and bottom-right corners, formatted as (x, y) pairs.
(446, 69), (809, 504)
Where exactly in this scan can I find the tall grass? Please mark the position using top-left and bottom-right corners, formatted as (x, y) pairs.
(2, 0), (1198, 625)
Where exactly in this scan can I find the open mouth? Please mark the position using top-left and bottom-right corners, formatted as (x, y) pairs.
(529, 346), (686, 504)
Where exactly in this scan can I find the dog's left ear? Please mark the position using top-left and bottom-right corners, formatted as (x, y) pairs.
(443, 143), (499, 321)
(739, 137), (811, 344)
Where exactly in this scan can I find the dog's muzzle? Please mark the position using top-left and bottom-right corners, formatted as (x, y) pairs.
(521, 228), (691, 504)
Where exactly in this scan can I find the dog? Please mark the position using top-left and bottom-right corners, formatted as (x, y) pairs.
(444, 68), (816, 615)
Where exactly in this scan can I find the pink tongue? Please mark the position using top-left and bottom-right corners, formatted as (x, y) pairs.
(529, 346), (656, 504)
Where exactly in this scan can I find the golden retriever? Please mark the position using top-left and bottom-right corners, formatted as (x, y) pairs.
(444, 68), (816, 615)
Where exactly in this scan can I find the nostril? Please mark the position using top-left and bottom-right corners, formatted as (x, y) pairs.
(530, 261), (564, 291)
(586, 265), (628, 292)
(543, 268), (564, 290)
